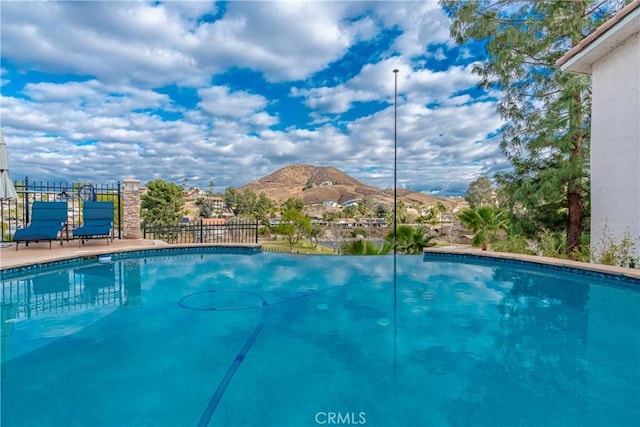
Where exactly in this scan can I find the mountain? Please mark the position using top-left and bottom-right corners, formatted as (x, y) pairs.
(241, 164), (459, 209)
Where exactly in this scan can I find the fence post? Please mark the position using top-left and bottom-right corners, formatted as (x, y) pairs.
(117, 181), (122, 239)
(122, 179), (142, 239)
(24, 176), (30, 225)
(199, 219), (204, 243)
(255, 220), (258, 244)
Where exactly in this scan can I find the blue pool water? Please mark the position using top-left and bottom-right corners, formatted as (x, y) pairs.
(1, 250), (639, 426)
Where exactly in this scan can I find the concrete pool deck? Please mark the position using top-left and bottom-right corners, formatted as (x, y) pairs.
(1, 239), (638, 281)
(1, 239), (160, 269)
(424, 246), (640, 280)
(0, 239), (261, 270)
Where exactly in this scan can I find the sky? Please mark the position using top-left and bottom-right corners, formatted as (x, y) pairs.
(0, 0), (509, 196)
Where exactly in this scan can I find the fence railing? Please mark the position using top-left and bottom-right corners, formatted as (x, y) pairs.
(1, 177), (122, 242)
(143, 220), (259, 245)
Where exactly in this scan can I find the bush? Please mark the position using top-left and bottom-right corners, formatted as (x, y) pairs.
(592, 226), (639, 268)
(341, 239), (390, 255)
(351, 227), (368, 238)
(537, 229), (566, 259)
(490, 234), (535, 255)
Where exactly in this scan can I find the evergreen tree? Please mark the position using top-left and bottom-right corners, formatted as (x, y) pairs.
(283, 197), (304, 212)
(465, 176), (494, 208)
(141, 179), (186, 226)
(223, 187), (273, 221)
(441, 0), (625, 256)
(195, 197), (217, 218)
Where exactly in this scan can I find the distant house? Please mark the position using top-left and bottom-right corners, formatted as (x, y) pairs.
(269, 218), (281, 226)
(310, 216), (326, 224)
(320, 181), (333, 187)
(220, 209), (235, 218)
(343, 200), (359, 207)
(202, 196), (225, 211)
(360, 218), (387, 228)
(557, 1), (640, 259)
(323, 200), (338, 207)
(333, 218), (358, 228)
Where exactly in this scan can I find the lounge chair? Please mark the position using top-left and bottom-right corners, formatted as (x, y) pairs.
(13, 201), (68, 250)
(74, 201), (114, 246)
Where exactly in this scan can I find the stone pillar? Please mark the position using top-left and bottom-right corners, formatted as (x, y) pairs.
(122, 179), (142, 239)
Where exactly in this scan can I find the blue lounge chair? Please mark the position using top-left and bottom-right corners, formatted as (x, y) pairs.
(13, 201), (68, 250)
(74, 201), (114, 246)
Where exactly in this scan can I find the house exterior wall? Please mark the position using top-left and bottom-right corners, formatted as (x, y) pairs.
(590, 31), (640, 257)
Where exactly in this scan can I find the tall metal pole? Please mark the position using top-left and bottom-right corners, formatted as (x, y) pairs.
(392, 69), (399, 381)
(393, 69), (399, 255)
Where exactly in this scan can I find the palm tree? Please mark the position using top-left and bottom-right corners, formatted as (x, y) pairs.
(407, 226), (437, 254)
(386, 225), (436, 255)
(458, 206), (509, 251)
(341, 239), (392, 255)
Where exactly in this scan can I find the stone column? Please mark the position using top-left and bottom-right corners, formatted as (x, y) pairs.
(122, 179), (142, 239)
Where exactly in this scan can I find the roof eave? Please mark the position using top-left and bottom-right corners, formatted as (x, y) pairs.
(557, 1), (640, 74)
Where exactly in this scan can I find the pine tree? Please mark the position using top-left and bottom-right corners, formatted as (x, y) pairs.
(465, 176), (494, 208)
(141, 179), (186, 226)
(441, 0), (627, 256)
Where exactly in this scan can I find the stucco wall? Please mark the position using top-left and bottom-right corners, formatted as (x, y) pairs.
(590, 31), (640, 257)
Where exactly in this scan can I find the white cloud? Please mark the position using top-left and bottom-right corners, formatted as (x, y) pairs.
(198, 86), (268, 119)
(0, 1), (507, 195)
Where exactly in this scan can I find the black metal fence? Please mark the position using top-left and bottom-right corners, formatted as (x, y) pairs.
(1, 177), (122, 242)
(143, 219), (259, 245)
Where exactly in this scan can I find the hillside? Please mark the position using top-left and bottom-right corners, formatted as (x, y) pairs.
(241, 164), (461, 210)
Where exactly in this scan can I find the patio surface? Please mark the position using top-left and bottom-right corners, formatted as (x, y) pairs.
(0, 238), (163, 269)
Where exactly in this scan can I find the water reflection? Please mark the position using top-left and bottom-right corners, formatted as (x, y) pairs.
(1, 259), (144, 378)
(78, 263), (119, 304)
(0, 258), (145, 320)
(420, 259), (638, 426)
(1, 253), (638, 426)
(445, 265), (592, 426)
(123, 259), (142, 306)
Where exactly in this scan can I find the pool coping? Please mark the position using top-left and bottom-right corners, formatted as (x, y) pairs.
(424, 246), (640, 281)
(2, 240), (638, 282)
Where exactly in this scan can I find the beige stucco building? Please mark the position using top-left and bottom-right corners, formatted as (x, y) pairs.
(557, 0), (640, 259)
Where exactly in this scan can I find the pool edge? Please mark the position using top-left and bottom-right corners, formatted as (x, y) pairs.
(1, 242), (262, 277)
(424, 247), (640, 282)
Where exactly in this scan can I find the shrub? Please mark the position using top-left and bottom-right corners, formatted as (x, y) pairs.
(351, 227), (368, 238)
(341, 239), (391, 255)
(490, 234), (535, 255)
(592, 226), (639, 268)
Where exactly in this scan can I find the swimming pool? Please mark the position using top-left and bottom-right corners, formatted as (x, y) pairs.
(1, 249), (639, 426)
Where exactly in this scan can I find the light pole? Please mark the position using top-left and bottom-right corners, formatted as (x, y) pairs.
(392, 69), (399, 379)
(393, 69), (399, 255)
